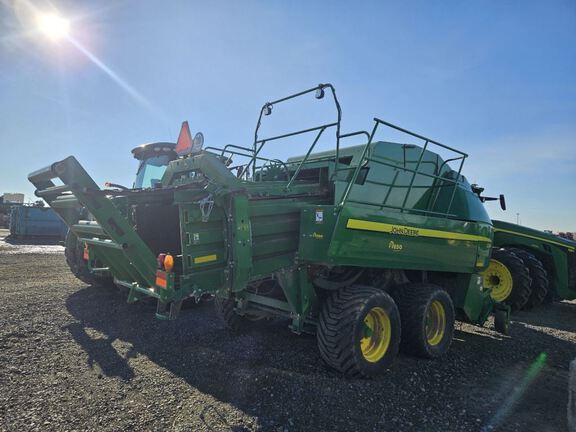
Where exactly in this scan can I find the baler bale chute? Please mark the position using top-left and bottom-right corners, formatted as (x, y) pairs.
(29, 84), (509, 377)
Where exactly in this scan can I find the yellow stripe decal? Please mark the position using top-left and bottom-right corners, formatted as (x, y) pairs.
(194, 254), (218, 264)
(346, 219), (491, 243)
(494, 228), (575, 251)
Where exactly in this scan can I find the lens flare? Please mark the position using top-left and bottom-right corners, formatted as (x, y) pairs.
(36, 12), (70, 41)
(481, 352), (547, 431)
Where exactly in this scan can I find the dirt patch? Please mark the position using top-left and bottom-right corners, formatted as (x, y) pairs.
(0, 235), (574, 431)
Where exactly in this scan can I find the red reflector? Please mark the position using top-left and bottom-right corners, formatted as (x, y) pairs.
(175, 121), (193, 156)
(155, 270), (167, 289)
(83, 243), (89, 261)
(157, 253), (166, 269)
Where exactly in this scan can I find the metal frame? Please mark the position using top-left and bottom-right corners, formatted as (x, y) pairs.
(340, 118), (468, 218)
(251, 83), (342, 189)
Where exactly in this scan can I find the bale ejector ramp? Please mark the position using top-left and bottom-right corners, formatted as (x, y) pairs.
(28, 156), (158, 288)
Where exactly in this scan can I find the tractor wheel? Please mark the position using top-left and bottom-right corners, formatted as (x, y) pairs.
(64, 230), (114, 287)
(317, 285), (401, 377)
(392, 284), (455, 358)
(508, 248), (549, 309)
(482, 248), (532, 310)
(214, 295), (248, 333)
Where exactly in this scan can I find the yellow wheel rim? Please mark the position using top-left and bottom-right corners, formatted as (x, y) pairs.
(482, 259), (513, 302)
(360, 307), (391, 363)
(426, 300), (446, 346)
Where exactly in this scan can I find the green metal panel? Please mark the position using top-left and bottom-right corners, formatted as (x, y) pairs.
(326, 205), (492, 273)
(452, 273), (494, 324)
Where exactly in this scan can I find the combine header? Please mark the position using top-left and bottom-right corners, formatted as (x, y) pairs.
(30, 84), (508, 377)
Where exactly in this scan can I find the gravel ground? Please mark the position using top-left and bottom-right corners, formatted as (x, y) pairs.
(0, 228), (574, 432)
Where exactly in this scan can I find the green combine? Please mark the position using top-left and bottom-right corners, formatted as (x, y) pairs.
(30, 84), (512, 377)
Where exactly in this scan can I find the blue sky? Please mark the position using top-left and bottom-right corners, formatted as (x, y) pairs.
(1, 0), (575, 231)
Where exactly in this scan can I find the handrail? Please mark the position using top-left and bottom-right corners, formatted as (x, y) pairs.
(338, 130), (371, 141)
(285, 127), (328, 190)
(205, 145), (291, 180)
(252, 83), (342, 180)
(255, 122), (338, 144)
(339, 118), (468, 218)
(373, 118), (468, 157)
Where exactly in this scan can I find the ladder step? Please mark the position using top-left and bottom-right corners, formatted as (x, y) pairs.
(35, 184), (72, 198)
(82, 238), (124, 250)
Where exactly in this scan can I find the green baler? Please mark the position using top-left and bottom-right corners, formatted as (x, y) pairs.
(29, 84), (506, 377)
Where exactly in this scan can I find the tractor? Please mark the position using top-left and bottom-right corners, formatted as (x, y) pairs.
(482, 220), (576, 310)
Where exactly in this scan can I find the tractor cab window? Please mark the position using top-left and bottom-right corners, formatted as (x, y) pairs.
(134, 154), (173, 189)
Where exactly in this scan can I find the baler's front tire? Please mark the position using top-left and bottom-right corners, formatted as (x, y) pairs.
(65, 230), (114, 287)
(317, 285), (401, 378)
(509, 248), (549, 309)
(482, 249), (532, 311)
(392, 284), (455, 358)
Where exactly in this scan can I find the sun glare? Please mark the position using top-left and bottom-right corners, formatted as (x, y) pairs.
(36, 12), (70, 41)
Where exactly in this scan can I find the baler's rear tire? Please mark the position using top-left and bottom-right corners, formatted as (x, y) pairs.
(482, 249), (532, 310)
(65, 230), (114, 287)
(317, 285), (401, 377)
(214, 295), (248, 333)
(508, 248), (549, 309)
(392, 284), (455, 358)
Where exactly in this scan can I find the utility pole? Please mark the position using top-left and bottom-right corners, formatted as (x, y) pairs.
(516, 213), (520, 225)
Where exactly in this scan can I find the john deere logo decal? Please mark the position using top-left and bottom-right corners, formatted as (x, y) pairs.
(390, 226), (419, 237)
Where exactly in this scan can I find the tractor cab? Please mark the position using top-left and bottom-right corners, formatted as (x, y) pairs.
(131, 142), (177, 189)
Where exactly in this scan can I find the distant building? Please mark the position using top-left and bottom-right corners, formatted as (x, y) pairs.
(1, 193), (24, 204)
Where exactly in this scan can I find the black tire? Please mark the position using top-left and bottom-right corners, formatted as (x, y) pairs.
(214, 295), (248, 333)
(484, 248), (532, 311)
(392, 283), (455, 358)
(317, 285), (401, 377)
(542, 285), (555, 305)
(494, 309), (509, 335)
(64, 230), (114, 287)
(508, 248), (549, 309)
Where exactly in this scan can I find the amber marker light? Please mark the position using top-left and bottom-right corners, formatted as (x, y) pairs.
(164, 254), (174, 273)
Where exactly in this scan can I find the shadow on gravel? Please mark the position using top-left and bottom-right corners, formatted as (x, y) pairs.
(65, 322), (136, 381)
(513, 301), (576, 334)
(64, 285), (574, 432)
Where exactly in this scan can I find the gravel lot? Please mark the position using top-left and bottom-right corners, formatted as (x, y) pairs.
(0, 228), (574, 432)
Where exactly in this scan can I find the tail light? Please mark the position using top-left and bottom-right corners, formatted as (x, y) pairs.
(157, 253), (174, 272)
(164, 254), (174, 272)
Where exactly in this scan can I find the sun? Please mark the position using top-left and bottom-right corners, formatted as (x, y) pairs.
(36, 12), (70, 41)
